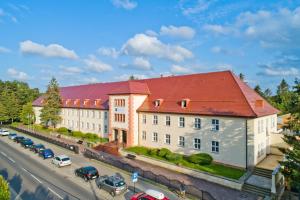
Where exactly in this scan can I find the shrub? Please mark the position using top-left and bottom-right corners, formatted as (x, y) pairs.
(158, 148), (171, 158)
(126, 146), (149, 155)
(149, 148), (159, 156)
(187, 153), (213, 165)
(84, 133), (99, 140)
(57, 127), (68, 134)
(72, 131), (84, 138)
(0, 175), (10, 200)
(165, 152), (182, 161)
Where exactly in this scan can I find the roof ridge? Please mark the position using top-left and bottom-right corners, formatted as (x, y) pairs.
(229, 71), (257, 117)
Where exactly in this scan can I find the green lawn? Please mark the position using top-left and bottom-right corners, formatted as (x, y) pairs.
(125, 146), (245, 180)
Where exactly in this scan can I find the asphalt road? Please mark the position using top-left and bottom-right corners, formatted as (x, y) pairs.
(0, 130), (180, 200)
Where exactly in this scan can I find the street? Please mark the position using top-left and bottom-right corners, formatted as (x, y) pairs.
(0, 130), (180, 200)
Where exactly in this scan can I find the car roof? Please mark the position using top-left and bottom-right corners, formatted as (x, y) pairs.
(83, 166), (96, 171)
(145, 189), (165, 200)
(108, 175), (124, 182)
(56, 155), (69, 159)
(44, 148), (52, 151)
(35, 144), (44, 147)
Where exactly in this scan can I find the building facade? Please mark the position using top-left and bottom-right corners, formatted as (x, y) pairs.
(33, 71), (279, 168)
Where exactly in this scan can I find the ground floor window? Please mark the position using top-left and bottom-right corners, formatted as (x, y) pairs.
(152, 132), (158, 142)
(165, 134), (170, 145)
(194, 138), (201, 150)
(104, 125), (108, 133)
(212, 141), (219, 153)
(142, 131), (146, 140)
(178, 136), (185, 147)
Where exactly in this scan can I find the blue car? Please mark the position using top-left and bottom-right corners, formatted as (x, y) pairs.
(39, 149), (54, 159)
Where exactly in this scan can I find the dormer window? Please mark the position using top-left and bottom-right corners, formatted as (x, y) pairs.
(83, 99), (90, 106)
(154, 99), (163, 107)
(181, 99), (190, 108)
(74, 99), (80, 106)
(94, 99), (101, 106)
(66, 99), (72, 106)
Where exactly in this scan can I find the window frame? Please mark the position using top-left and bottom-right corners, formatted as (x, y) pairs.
(166, 116), (171, 126)
(211, 119), (220, 131)
(142, 131), (146, 140)
(165, 134), (171, 145)
(212, 141), (219, 153)
(179, 117), (185, 128)
(194, 138), (201, 150)
(178, 136), (185, 147)
(152, 132), (158, 142)
(194, 118), (201, 129)
(153, 115), (158, 125)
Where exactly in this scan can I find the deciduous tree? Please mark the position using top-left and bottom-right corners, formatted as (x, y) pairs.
(20, 102), (35, 125)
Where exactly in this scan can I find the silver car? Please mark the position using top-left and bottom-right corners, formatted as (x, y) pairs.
(95, 174), (127, 196)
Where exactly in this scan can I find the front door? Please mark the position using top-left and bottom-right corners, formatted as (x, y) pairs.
(122, 130), (127, 145)
(114, 129), (118, 142)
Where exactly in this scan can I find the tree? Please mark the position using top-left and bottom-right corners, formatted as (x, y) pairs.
(239, 73), (245, 81)
(0, 91), (20, 123)
(254, 85), (264, 96)
(129, 75), (138, 80)
(20, 102), (35, 125)
(0, 102), (9, 124)
(40, 77), (62, 128)
(0, 175), (10, 200)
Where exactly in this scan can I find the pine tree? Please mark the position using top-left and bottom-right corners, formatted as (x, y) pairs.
(20, 102), (35, 125)
(239, 73), (245, 81)
(40, 78), (62, 128)
(0, 175), (10, 200)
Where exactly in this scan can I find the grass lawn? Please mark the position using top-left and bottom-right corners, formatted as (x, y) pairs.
(126, 146), (245, 180)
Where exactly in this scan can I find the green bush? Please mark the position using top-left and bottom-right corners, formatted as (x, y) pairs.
(57, 127), (69, 134)
(72, 131), (84, 138)
(126, 146), (149, 155)
(84, 133), (99, 140)
(0, 175), (10, 200)
(187, 153), (213, 165)
(158, 148), (171, 157)
(165, 152), (182, 161)
(149, 148), (159, 156)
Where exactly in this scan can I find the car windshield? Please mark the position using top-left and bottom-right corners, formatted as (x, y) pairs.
(62, 158), (70, 161)
(88, 170), (97, 175)
(115, 181), (125, 187)
(36, 145), (44, 148)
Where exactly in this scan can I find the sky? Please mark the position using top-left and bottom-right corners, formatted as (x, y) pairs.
(0, 0), (300, 93)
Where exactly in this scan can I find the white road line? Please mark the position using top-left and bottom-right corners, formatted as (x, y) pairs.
(7, 157), (15, 163)
(22, 167), (29, 173)
(48, 187), (63, 199)
(1, 151), (7, 157)
(30, 174), (42, 184)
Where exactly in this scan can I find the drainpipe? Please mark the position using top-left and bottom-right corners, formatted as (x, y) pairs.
(245, 119), (248, 170)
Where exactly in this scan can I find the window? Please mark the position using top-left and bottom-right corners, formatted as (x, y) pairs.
(142, 115), (146, 124)
(87, 122), (89, 129)
(114, 99), (125, 107)
(154, 100), (160, 107)
(142, 131), (146, 140)
(194, 118), (201, 129)
(72, 109), (74, 116)
(68, 110), (70, 116)
(178, 136), (185, 147)
(165, 134), (170, 145)
(92, 111), (95, 118)
(211, 119), (219, 131)
(166, 116), (171, 126)
(152, 132), (158, 142)
(98, 124), (101, 132)
(212, 141), (219, 153)
(98, 111), (101, 119)
(114, 114), (125, 122)
(104, 112), (108, 120)
(194, 138), (201, 150)
(181, 100), (187, 108)
(153, 115), (158, 125)
(179, 117), (185, 127)
(104, 125), (108, 133)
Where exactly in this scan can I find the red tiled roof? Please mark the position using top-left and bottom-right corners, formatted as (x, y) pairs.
(33, 71), (279, 117)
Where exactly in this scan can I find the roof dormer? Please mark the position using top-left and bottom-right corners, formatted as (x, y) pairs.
(154, 99), (163, 107)
(181, 98), (190, 108)
(255, 99), (264, 108)
(66, 99), (72, 106)
(94, 99), (101, 107)
(83, 99), (90, 106)
(74, 99), (80, 106)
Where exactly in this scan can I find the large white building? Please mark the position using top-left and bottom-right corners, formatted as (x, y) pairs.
(33, 71), (279, 169)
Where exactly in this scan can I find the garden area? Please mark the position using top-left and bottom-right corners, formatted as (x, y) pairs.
(125, 146), (245, 180)
(12, 122), (108, 144)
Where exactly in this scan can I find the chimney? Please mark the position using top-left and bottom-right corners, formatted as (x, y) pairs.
(255, 99), (264, 108)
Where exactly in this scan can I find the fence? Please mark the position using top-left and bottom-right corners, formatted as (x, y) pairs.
(8, 126), (80, 154)
(84, 148), (216, 200)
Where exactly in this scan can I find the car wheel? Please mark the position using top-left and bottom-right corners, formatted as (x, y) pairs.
(110, 191), (115, 197)
(84, 177), (88, 182)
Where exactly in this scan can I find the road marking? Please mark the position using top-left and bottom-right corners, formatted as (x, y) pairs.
(7, 157), (15, 163)
(22, 167), (29, 173)
(48, 187), (63, 199)
(1, 151), (7, 157)
(30, 174), (42, 184)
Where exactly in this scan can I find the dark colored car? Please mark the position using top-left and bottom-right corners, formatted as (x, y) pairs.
(39, 149), (54, 159)
(14, 136), (25, 143)
(30, 144), (46, 153)
(95, 174), (127, 196)
(75, 166), (99, 182)
(21, 139), (34, 148)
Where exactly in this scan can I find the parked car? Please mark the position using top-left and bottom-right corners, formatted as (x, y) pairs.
(8, 133), (17, 140)
(0, 130), (10, 136)
(21, 139), (34, 148)
(75, 166), (99, 182)
(130, 189), (170, 200)
(95, 174), (127, 196)
(52, 155), (72, 167)
(39, 149), (54, 159)
(14, 136), (25, 143)
(30, 144), (45, 153)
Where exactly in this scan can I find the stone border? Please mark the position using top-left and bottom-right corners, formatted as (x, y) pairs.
(120, 149), (245, 190)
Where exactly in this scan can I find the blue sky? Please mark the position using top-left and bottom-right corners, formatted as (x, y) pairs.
(0, 0), (300, 92)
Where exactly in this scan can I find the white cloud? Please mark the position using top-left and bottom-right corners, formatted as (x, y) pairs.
(259, 66), (299, 77)
(122, 33), (193, 62)
(84, 55), (112, 73)
(59, 66), (83, 75)
(170, 64), (192, 74)
(132, 57), (151, 70)
(215, 64), (233, 71)
(82, 77), (100, 84)
(160, 25), (196, 39)
(0, 46), (11, 53)
(203, 24), (232, 35)
(111, 0), (137, 10)
(20, 40), (78, 59)
(7, 68), (30, 81)
(98, 47), (119, 58)
(114, 73), (148, 81)
(145, 30), (158, 37)
(180, 0), (212, 16)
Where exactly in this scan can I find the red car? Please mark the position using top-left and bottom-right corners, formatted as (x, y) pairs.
(131, 189), (170, 200)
